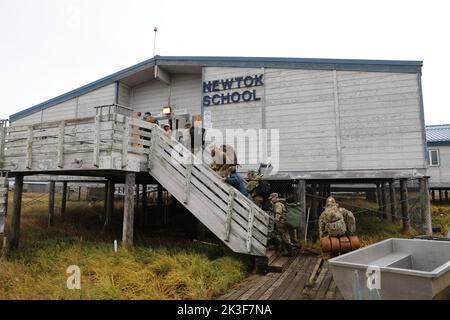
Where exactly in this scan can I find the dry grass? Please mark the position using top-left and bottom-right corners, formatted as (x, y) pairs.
(431, 203), (450, 237)
(0, 193), (250, 300)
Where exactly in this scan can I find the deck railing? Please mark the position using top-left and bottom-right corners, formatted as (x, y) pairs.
(0, 105), (271, 255)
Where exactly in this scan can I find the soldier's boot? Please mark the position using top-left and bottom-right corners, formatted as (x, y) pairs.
(285, 243), (296, 257)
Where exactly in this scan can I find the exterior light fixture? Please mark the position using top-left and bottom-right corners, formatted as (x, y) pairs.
(162, 106), (172, 115)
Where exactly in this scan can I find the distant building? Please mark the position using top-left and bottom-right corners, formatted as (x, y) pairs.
(426, 124), (450, 190)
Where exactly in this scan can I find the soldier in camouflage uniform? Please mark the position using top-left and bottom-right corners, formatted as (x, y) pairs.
(246, 170), (263, 207)
(319, 196), (356, 238)
(269, 193), (294, 256)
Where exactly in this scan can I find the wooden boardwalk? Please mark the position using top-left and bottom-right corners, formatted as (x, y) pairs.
(218, 254), (343, 300)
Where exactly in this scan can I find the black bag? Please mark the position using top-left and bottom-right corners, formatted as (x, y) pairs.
(255, 180), (271, 197)
(261, 198), (272, 211)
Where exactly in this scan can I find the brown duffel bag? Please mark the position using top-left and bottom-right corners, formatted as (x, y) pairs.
(321, 235), (361, 253)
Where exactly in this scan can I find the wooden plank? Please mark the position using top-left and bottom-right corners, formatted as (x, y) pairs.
(61, 181), (67, 217)
(26, 126), (33, 169)
(284, 256), (318, 300)
(48, 181), (55, 227)
(308, 257), (324, 287)
(220, 275), (261, 300)
(238, 273), (277, 300)
(268, 256), (291, 273)
(245, 272), (280, 300)
(270, 256), (308, 299)
(315, 268), (333, 300)
(308, 266), (328, 299)
(122, 172), (135, 249)
(93, 114), (101, 167)
(400, 179), (410, 231)
(259, 255), (301, 300)
(121, 117), (131, 169)
(246, 207), (255, 253)
(8, 175), (23, 248)
(224, 189), (235, 242)
(57, 120), (65, 168)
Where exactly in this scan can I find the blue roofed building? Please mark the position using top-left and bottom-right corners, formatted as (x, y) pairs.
(426, 124), (450, 190)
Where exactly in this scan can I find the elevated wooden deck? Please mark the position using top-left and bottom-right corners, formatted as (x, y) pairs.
(218, 255), (343, 300)
(0, 105), (271, 256)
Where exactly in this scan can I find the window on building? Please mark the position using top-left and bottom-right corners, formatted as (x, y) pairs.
(429, 149), (440, 166)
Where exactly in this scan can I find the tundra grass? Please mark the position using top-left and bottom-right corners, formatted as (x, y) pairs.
(0, 193), (251, 300)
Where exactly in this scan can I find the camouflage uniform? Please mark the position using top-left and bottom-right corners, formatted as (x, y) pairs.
(270, 194), (292, 252)
(319, 197), (356, 238)
(246, 171), (263, 207)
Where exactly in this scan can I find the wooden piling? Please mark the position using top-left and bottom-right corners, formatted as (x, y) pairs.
(296, 180), (306, 238)
(122, 173), (136, 249)
(78, 186), (82, 201)
(9, 175), (23, 249)
(48, 181), (55, 227)
(400, 179), (410, 232)
(61, 181), (68, 217)
(446, 190), (449, 203)
(431, 189), (435, 202)
(389, 180), (397, 222)
(381, 182), (388, 220)
(141, 183), (147, 229)
(376, 182), (382, 212)
(104, 180), (115, 228)
(419, 177), (433, 235)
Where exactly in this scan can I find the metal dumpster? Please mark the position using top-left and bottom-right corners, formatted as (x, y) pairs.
(328, 238), (450, 300)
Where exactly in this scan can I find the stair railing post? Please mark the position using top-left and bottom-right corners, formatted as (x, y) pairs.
(224, 189), (235, 242)
(93, 108), (101, 168)
(183, 151), (193, 204)
(147, 125), (157, 171)
(121, 116), (131, 169)
(26, 125), (33, 169)
(246, 207), (255, 253)
(57, 120), (66, 168)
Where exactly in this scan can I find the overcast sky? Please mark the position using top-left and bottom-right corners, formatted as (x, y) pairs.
(0, 0), (448, 124)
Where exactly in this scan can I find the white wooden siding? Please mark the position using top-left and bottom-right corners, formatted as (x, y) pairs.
(131, 74), (201, 116)
(119, 83), (130, 107)
(204, 67), (426, 173)
(337, 71), (425, 170)
(12, 84), (116, 125)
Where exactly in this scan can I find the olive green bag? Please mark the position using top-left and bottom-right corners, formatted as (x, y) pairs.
(284, 203), (301, 229)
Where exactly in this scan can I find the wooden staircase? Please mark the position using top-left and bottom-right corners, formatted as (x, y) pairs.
(0, 106), (271, 256)
(131, 118), (271, 256)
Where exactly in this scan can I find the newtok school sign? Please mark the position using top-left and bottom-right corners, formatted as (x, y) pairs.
(202, 74), (264, 106)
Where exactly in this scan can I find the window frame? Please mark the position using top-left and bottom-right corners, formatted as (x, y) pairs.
(428, 149), (440, 167)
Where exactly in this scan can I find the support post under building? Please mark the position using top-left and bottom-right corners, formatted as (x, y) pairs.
(381, 182), (388, 220)
(104, 180), (115, 228)
(419, 177), (433, 236)
(48, 181), (55, 227)
(9, 175), (23, 249)
(294, 180), (306, 239)
(400, 179), (410, 232)
(122, 173), (136, 249)
(61, 181), (68, 217)
(389, 181), (397, 222)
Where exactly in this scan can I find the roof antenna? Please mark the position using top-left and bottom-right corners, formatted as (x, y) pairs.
(153, 26), (158, 57)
